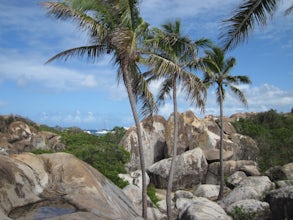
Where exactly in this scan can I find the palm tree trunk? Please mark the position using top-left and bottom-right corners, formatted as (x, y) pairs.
(218, 86), (224, 200)
(166, 79), (178, 220)
(123, 67), (147, 219)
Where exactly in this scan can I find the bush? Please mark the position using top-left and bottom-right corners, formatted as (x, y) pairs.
(232, 109), (293, 172)
(60, 127), (129, 188)
(231, 206), (257, 220)
(147, 183), (160, 207)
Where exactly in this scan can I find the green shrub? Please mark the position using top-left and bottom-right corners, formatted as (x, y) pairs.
(232, 109), (293, 172)
(147, 183), (160, 207)
(231, 206), (257, 220)
(60, 127), (129, 188)
(31, 149), (55, 154)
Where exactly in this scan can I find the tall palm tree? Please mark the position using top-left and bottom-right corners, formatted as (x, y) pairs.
(220, 0), (293, 50)
(144, 20), (209, 219)
(43, 0), (156, 218)
(201, 46), (251, 199)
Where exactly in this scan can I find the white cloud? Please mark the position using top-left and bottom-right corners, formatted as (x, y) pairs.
(201, 84), (293, 117)
(81, 75), (97, 88)
(0, 52), (99, 91)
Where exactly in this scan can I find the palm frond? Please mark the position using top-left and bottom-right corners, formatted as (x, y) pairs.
(182, 72), (207, 111)
(220, 0), (279, 50)
(45, 45), (106, 63)
(42, 2), (105, 38)
(157, 77), (174, 105)
(285, 4), (293, 15)
(222, 57), (236, 76)
(134, 72), (158, 118)
(230, 85), (248, 106)
(147, 54), (183, 77)
(236, 75), (252, 84)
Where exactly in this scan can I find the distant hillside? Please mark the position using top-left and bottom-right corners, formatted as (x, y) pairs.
(232, 109), (293, 172)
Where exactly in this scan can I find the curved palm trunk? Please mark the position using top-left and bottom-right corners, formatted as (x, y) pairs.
(166, 79), (178, 220)
(123, 67), (147, 219)
(218, 86), (224, 200)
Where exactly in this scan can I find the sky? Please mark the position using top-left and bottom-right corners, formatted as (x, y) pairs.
(0, 0), (292, 129)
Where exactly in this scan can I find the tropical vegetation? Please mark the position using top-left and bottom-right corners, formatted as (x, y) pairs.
(233, 109), (293, 173)
(200, 46), (251, 199)
(32, 126), (130, 188)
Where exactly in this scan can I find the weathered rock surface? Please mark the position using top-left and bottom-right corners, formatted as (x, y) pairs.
(237, 176), (275, 197)
(194, 184), (221, 200)
(220, 186), (260, 208)
(120, 111), (260, 178)
(226, 199), (271, 220)
(265, 186), (293, 220)
(230, 133), (259, 161)
(177, 197), (231, 220)
(122, 184), (154, 216)
(220, 176), (275, 208)
(0, 119), (65, 154)
(165, 111), (206, 156)
(165, 111), (237, 158)
(147, 148), (208, 190)
(282, 162), (293, 180)
(276, 180), (293, 188)
(226, 171), (247, 188)
(0, 153), (141, 219)
(119, 170), (150, 189)
(147, 207), (167, 220)
(119, 115), (167, 171)
(205, 149), (233, 163)
(206, 160), (260, 185)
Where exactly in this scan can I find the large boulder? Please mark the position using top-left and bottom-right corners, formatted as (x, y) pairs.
(237, 176), (275, 197)
(165, 111), (236, 158)
(0, 119), (65, 154)
(230, 134), (259, 161)
(226, 199), (271, 220)
(147, 148), (208, 190)
(265, 186), (293, 220)
(119, 170), (150, 189)
(220, 186), (260, 208)
(206, 160), (260, 185)
(165, 111), (207, 157)
(119, 115), (167, 171)
(220, 176), (275, 208)
(226, 171), (247, 188)
(0, 153), (141, 219)
(177, 197), (231, 220)
(205, 149), (233, 163)
(194, 184), (221, 200)
(265, 162), (293, 182)
(282, 162), (293, 180)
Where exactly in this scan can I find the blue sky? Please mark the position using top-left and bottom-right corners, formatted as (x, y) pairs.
(0, 0), (292, 129)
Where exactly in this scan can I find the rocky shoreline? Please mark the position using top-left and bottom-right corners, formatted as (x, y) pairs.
(0, 112), (292, 219)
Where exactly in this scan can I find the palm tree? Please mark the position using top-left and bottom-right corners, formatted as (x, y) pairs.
(220, 0), (293, 50)
(144, 20), (208, 219)
(43, 0), (156, 218)
(201, 46), (251, 199)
